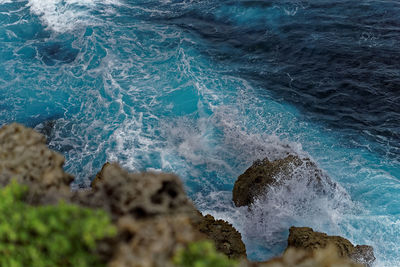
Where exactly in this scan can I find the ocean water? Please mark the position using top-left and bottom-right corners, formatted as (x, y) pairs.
(0, 0), (399, 265)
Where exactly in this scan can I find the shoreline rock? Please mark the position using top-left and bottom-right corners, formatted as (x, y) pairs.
(232, 155), (330, 207)
(287, 226), (375, 267)
(89, 162), (247, 260)
(194, 213), (247, 259)
(0, 123), (375, 266)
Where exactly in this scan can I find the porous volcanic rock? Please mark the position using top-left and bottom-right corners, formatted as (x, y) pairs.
(194, 213), (246, 259)
(83, 162), (250, 263)
(75, 162), (197, 220)
(287, 227), (375, 267)
(251, 245), (363, 267)
(0, 123), (73, 203)
(108, 215), (203, 267)
(232, 155), (327, 207)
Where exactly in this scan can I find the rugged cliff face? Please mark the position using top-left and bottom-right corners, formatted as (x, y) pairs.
(80, 162), (247, 265)
(0, 123), (375, 267)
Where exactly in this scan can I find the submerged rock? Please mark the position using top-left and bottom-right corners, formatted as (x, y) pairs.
(194, 213), (246, 259)
(0, 123), (73, 203)
(232, 155), (330, 207)
(287, 227), (375, 267)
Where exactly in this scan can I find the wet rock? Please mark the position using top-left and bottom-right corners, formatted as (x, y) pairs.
(287, 227), (375, 266)
(0, 123), (73, 203)
(76, 163), (197, 220)
(351, 245), (376, 267)
(34, 120), (57, 144)
(194, 213), (246, 259)
(232, 155), (328, 207)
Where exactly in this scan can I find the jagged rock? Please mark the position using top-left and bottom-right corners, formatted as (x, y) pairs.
(91, 162), (110, 188)
(251, 245), (363, 267)
(108, 215), (203, 267)
(232, 155), (328, 207)
(194, 213), (246, 259)
(287, 227), (375, 267)
(85, 163), (249, 262)
(0, 123), (73, 203)
(75, 163), (198, 220)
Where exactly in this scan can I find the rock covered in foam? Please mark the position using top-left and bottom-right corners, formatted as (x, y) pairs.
(0, 123), (73, 203)
(232, 155), (331, 207)
(287, 227), (375, 267)
(194, 213), (247, 259)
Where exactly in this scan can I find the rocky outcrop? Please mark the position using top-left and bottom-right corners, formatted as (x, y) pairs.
(108, 215), (203, 267)
(72, 163), (203, 266)
(85, 162), (247, 261)
(194, 213), (246, 259)
(232, 155), (329, 207)
(0, 124), (372, 267)
(75, 163), (198, 220)
(287, 227), (375, 267)
(91, 162), (110, 188)
(252, 245), (363, 267)
(0, 123), (73, 204)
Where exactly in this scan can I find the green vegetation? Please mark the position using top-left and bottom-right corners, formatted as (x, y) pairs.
(0, 180), (116, 267)
(173, 241), (238, 267)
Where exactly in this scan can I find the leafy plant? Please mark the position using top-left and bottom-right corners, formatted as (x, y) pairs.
(173, 241), (238, 267)
(0, 180), (116, 267)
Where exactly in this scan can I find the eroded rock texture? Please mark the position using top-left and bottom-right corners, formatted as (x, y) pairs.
(232, 155), (330, 207)
(108, 215), (203, 267)
(0, 123), (73, 203)
(75, 163), (197, 220)
(287, 227), (375, 267)
(252, 245), (363, 267)
(194, 213), (246, 259)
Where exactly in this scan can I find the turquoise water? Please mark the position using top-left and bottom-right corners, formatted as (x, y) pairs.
(0, 1), (399, 266)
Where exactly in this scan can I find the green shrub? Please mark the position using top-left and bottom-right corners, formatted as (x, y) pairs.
(0, 180), (116, 267)
(173, 241), (238, 267)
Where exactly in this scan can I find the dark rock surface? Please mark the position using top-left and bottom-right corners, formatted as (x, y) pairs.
(232, 155), (329, 207)
(194, 213), (246, 259)
(287, 227), (375, 267)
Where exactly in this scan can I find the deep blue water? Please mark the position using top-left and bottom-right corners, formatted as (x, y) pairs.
(1, 0), (399, 265)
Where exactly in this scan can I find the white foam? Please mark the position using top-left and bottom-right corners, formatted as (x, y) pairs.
(195, 159), (354, 260)
(27, 0), (121, 32)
